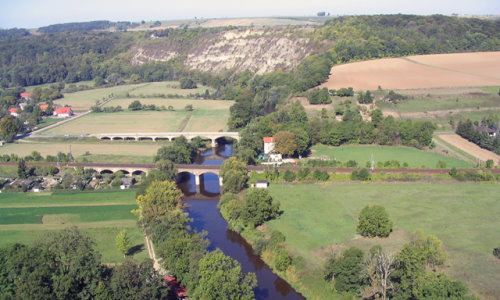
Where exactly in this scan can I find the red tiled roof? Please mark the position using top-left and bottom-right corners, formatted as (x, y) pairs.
(55, 107), (72, 114)
(263, 137), (274, 143)
(9, 107), (18, 113)
(20, 92), (32, 98)
(39, 104), (49, 110)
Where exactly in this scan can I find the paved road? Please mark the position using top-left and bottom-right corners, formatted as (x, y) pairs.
(1, 162), (499, 174)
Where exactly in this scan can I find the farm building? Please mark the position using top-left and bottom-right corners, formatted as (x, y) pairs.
(54, 107), (73, 118)
(120, 177), (135, 189)
(256, 180), (269, 189)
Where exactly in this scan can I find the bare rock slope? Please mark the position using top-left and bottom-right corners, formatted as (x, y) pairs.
(131, 28), (315, 74)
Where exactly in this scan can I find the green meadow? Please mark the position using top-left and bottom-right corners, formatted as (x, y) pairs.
(267, 183), (500, 299)
(310, 144), (473, 168)
(0, 190), (146, 263)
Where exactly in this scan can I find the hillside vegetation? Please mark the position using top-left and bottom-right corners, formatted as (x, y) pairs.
(0, 15), (498, 89)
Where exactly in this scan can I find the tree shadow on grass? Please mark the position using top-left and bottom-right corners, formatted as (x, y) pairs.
(127, 244), (145, 256)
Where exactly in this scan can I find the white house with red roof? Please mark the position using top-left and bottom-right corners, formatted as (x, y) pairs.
(9, 107), (19, 117)
(53, 107), (73, 118)
(263, 136), (275, 154)
(20, 92), (32, 100)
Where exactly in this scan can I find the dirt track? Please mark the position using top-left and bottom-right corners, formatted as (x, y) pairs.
(320, 52), (500, 90)
(436, 133), (500, 165)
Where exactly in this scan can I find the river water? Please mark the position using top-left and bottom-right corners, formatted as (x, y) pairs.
(177, 143), (305, 300)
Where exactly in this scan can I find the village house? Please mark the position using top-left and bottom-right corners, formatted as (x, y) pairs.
(20, 92), (32, 100)
(9, 107), (19, 117)
(477, 126), (498, 137)
(54, 107), (73, 118)
(263, 136), (275, 154)
(120, 177), (136, 189)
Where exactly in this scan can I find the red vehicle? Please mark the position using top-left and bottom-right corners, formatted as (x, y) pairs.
(164, 275), (188, 299)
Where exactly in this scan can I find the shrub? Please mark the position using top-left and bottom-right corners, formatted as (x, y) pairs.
(351, 168), (371, 181)
(312, 169), (329, 181)
(275, 249), (292, 272)
(493, 247), (500, 259)
(357, 205), (393, 237)
(436, 161), (447, 169)
(297, 168), (310, 180)
(253, 238), (268, 256)
(269, 230), (286, 248)
(283, 170), (296, 182)
(486, 159), (494, 168)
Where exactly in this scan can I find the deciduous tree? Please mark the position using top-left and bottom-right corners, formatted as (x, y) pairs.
(357, 205), (393, 237)
(274, 130), (297, 156)
(115, 230), (131, 257)
(192, 249), (256, 300)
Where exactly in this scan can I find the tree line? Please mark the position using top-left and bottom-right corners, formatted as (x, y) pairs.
(233, 100), (435, 164)
(456, 118), (500, 155)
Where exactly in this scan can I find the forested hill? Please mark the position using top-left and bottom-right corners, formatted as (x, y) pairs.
(0, 15), (499, 88)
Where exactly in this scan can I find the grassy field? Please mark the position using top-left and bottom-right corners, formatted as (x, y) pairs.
(377, 94), (500, 113)
(310, 144), (473, 168)
(54, 84), (150, 111)
(0, 141), (163, 163)
(127, 81), (212, 96)
(53, 81), (214, 111)
(0, 190), (146, 263)
(44, 99), (232, 134)
(267, 183), (500, 299)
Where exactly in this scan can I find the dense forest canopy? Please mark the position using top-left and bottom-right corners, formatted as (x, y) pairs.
(38, 20), (140, 33)
(316, 15), (500, 62)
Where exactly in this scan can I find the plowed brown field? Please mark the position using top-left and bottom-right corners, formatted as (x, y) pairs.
(320, 52), (500, 90)
(436, 133), (500, 165)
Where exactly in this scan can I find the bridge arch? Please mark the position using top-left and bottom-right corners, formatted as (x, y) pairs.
(100, 169), (114, 175)
(112, 137), (123, 141)
(132, 170), (146, 176)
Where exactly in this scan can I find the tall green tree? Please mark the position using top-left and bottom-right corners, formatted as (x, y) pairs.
(220, 157), (248, 193)
(133, 181), (183, 227)
(357, 204), (393, 237)
(192, 249), (257, 300)
(324, 247), (365, 294)
(274, 130), (297, 156)
(17, 159), (28, 179)
(0, 115), (21, 142)
(241, 188), (280, 227)
(115, 230), (131, 258)
(110, 260), (168, 300)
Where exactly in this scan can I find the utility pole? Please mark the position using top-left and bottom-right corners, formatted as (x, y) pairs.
(370, 153), (375, 171)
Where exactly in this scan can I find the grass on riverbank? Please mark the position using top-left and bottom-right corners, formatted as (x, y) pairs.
(309, 144), (473, 168)
(265, 183), (499, 299)
(0, 190), (145, 263)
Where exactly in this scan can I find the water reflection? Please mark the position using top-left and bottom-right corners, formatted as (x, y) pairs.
(178, 142), (305, 300)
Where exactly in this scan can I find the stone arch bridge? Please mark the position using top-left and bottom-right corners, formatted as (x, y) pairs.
(90, 132), (240, 147)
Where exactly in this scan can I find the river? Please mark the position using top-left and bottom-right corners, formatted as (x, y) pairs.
(177, 143), (305, 300)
